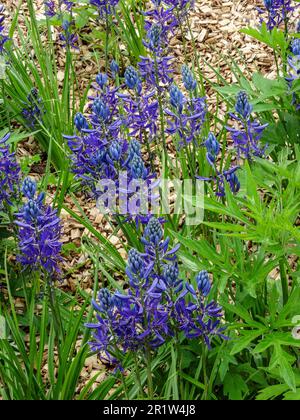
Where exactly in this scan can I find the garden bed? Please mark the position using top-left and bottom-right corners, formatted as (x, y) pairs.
(0, 0), (299, 401)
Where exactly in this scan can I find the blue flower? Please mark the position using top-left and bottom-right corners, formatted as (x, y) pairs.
(128, 139), (141, 160)
(182, 65), (197, 91)
(23, 199), (41, 222)
(176, 284), (226, 348)
(196, 270), (211, 296)
(264, 0), (273, 10)
(92, 98), (110, 123)
(227, 117), (268, 160)
(163, 263), (181, 291)
(226, 171), (240, 194)
(95, 288), (115, 314)
(235, 91), (253, 119)
(144, 1), (182, 45)
(74, 112), (89, 132)
(227, 91), (268, 159)
(138, 55), (174, 89)
(120, 90), (159, 143)
(110, 60), (119, 78)
(96, 73), (109, 89)
(144, 24), (162, 52)
(258, 0), (297, 30)
(169, 84), (184, 113)
(0, 133), (20, 207)
(90, 0), (119, 17)
(44, 2), (78, 49)
(197, 166), (241, 197)
(62, 1), (74, 12)
(59, 19), (78, 49)
(0, 5), (10, 53)
(286, 54), (300, 109)
(204, 132), (220, 166)
(124, 66), (140, 91)
(130, 154), (147, 179)
(44, 0), (74, 17)
(127, 248), (145, 275)
(22, 178), (37, 200)
(143, 217), (163, 246)
(15, 189), (62, 276)
(291, 39), (300, 56)
(44, 1), (57, 17)
(21, 88), (45, 129)
(165, 95), (207, 147)
(86, 220), (226, 365)
(109, 141), (122, 161)
(65, 64), (157, 223)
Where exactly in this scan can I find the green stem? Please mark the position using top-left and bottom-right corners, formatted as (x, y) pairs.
(201, 344), (208, 400)
(134, 353), (145, 398)
(105, 14), (110, 72)
(136, 92), (154, 171)
(279, 258), (288, 306)
(120, 372), (129, 400)
(185, 15), (205, 96)
(175, 333), (183, 399)
(47, 280), (64, 348)
(273, 48), (280, 77)
(82, 255), (100, 344)
(153, 54), (167, 158)
(145, 347), (153, 399)
(1, 80), (11, 131)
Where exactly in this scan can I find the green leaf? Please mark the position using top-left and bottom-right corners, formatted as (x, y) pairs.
(256, 384), (289, 400)
(283, 389), (300, 400)
(223, 373), (248, 400)
(230, 330), (266, 355)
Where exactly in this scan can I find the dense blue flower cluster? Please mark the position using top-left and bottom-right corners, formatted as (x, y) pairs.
(226, 91), (268, 160)
(65, 71), (158, 221)
(21, 88), (45, 129)
(165, 79), (207, 148)
(0, 133), (20, 208)
(15, 178), (62, 276)
(72, 0), (199, 221)
(86, 218), (226, 364)
(66, 0), (207, 222)
(120, 90), (159, 143)
(258, 0), (297, 30)
(0, 4), (9, 53)
(198, 132), (240, 197)
(138, 55), (174, 90)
